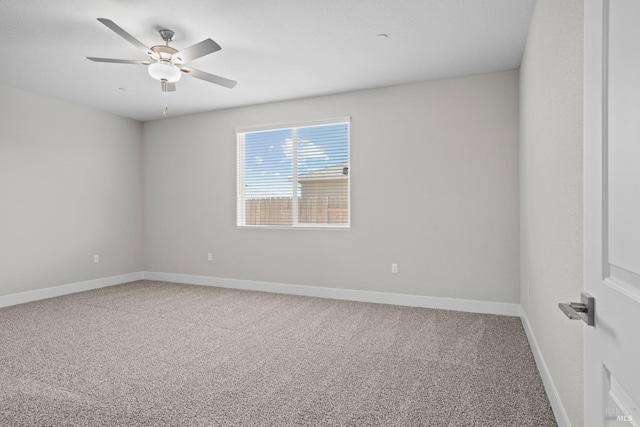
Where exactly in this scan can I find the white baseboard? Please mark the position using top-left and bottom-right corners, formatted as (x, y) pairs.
(0, 272), (144, 308)
(142, 271), (521, 316)
(520, 308), (571, 427)
(1, 269), (520, 317)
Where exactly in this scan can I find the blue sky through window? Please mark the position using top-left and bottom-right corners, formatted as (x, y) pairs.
(244, 123), (348, 198)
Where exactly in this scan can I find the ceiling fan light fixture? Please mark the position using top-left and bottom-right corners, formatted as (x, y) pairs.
(148, 61), (181, 83)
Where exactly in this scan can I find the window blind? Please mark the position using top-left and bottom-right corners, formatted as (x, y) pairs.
(237, 118), (350, 228)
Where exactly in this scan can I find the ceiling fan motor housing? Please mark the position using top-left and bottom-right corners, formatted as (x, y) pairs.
(151, 45), (178, 60)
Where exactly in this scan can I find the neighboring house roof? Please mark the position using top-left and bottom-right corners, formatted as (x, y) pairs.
(298, 163), (348, 182)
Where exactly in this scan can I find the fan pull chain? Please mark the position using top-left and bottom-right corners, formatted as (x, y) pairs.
(161, 90), (168, 119)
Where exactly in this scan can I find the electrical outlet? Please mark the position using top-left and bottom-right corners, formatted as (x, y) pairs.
(207, 253), (213, 262)
(93, 254), (99, 264)
(391, 263), (398, 274)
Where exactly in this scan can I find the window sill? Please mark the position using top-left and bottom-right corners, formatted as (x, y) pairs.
(237, 224), (350, 231)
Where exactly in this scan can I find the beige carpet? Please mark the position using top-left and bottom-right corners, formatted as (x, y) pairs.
(0, 280), (557, 426)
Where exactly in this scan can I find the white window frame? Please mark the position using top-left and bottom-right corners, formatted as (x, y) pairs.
(236, 116), (350, 230)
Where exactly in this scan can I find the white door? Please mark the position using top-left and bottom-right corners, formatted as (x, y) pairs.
(584, 1), (640, 426)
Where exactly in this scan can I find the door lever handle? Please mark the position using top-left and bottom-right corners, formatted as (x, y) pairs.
(558, 292), (594, 326)
(559, 302), (586, 319)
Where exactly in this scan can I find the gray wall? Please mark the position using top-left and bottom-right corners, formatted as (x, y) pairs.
(0, 85), (144, 296)
(143, 70), (520, 303)
(519, 0), (584, 425)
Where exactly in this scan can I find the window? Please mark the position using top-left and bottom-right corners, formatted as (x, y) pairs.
(237, 117), (350, 228)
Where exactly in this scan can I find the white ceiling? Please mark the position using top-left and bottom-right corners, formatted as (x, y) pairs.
(0, 0), (535, 122)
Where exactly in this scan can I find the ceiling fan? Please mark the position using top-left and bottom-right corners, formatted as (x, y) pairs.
(88, 18), (237, 92)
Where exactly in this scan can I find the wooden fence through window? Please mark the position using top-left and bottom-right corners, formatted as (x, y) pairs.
(245, 196), (348, 225)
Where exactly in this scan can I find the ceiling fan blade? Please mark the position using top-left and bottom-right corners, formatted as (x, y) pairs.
(172, 39), (221, 64)
(97, 18), (157, 59)
(181, 67), (237, 88)
(161, 81), (176, 92)
(87, 57), (150, 65)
